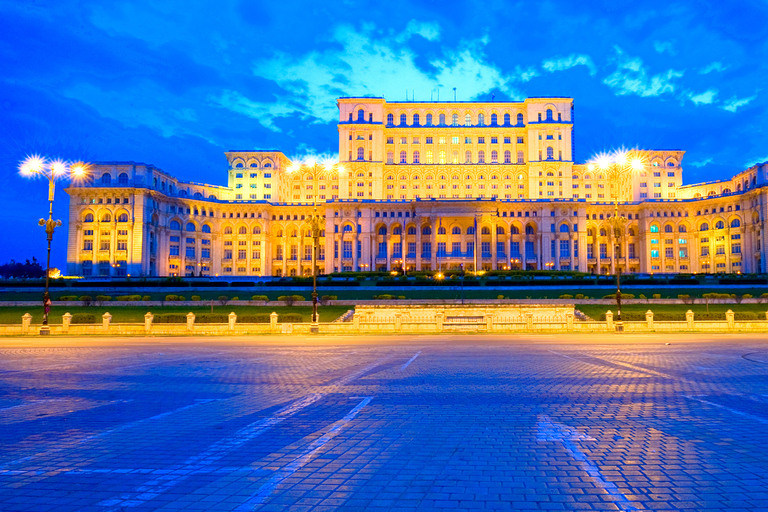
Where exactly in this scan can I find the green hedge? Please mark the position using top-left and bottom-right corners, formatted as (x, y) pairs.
(116, 295), (142, 301)
(71, 313), (96, 324)
(152, 313), (187, 323)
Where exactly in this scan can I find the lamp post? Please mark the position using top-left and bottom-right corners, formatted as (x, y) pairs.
(287, 157), (345, 334)
(19, 156), (88, 335)
(592, 150), (644, 332)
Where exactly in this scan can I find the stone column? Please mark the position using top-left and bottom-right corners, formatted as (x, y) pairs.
(566, 311), (574, 331)
(525, 312), (534, 331)
(62, 313), (73, 333)
(22, 313), (32, 334)
(186, 312), (195, 331)
(228, 312), (237, 331)
(726, 309), (735, 329)
(102, 312), (112, 332)
(415, 215), (422, 270)
(394, 313), (402, 331)
(485, 314), (493, 332)
(270, 311), (279, 332)
(144, 312), (154, 333)
(646, 310), (654, 330)
(606, 310), (613, 330)
(435, 312), (444, 332)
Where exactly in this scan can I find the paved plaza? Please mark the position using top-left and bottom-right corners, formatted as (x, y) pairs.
(1, 334), (768, 511)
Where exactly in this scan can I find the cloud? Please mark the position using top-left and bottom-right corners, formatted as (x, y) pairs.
(514, 66), (540, 82)
(249, 23), (521, 124)
(688, 157), (713, 168)
(745, 156), (768, 168)
(721, 94), (757, 112)
(699, 61), (728, 74)
(397, 19), (440, 42)
(603, 47), (683, 97)
(653, 41), (675, 55)
(542, 54), (597, 76)
(212, 90), (302, 132)
(687, 89), (718, 105)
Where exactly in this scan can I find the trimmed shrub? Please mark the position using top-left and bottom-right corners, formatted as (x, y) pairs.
(320, 295), (337, 304)
(152, 314), (187, 323)
(603, 293), (635, 299)
(497, 295), (505, 300)
(398, 295), (406, 300)
(95, 295), (112, 303)
(638, 294), (647, 299)
(116, 295), (142, 301)
(251, 295), (269, 302)
(559, 294), (574, 299)
(142, 295), (151, 301)
(575, 294), (585, 300)
(743, 294), (753, 299)
(195, 313), (228, 323)
(218, 295), (229, 306)
(278, 295), (305, 306)
(239, 314), (271, 323)
(190, 295), (201, 301)
(231, 296), (239, 301)
(164, 294), (186, 301)
(79, 295), (93, 307)
(373, 294), (395, 300)
(652, 294), (661, 299)
(57, 295), (78, 301)
(71, 313), (96, 324)
(703, 293), (736, 299)
(278, 313), (303, 323)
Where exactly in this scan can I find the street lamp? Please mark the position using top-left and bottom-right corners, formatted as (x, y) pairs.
(19, 155), (89, 335)
(591, 149), (643, 331)
(287, 156), (345, 333)
(545, 262), (554, 270)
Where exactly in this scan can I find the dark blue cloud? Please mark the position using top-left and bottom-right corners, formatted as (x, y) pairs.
(0, 0), (766, 268)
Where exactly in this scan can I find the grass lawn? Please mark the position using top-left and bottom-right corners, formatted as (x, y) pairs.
(577, 303), (768, 321)
(0, 306), (351, 325)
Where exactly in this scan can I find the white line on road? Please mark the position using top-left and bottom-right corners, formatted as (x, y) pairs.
(686, 395), (768, 425)
(400, 351), (421, 371)
(537, 415), (638, 511)
(236, 396), (374, 511)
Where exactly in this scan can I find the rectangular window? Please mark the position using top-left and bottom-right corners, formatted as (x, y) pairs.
(304, 245), (312, 260)
(466, 242), (474, 256)
(421, 242), (431, 258)
(599, 243), (607, 258)
(731, 244), (741, 254)
(497, 241), (505, 257)
(83, 240), (93, 251)
(511, 241), (520, 257)
(525, 241), (534, 259)
(628, 243), (635, 259)
(559, 240), (570, 258)
(651, 249), (659, 258)
(407, 242), (416, 257)
(377, 242), (387, 258)
(224, 249), (233, 259)
(437, 242), (446, 257)
(716, 245), (725, 255)
(100, 240), (110, 251)
(665, 247), (673, 258)
(202, 248), (210, 259)
(343, 241), (353, 259)
(481, 241), (491, 257)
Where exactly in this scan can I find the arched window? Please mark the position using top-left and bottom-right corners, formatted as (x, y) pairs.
(426, 113), (433, 126)
(235, 162), (244, 168)
(517, 151), (524, 164)
(413, 113), (420, 125)
(250, 162), (257, 168)
(392, 226), (402, 235)
(650, 224), (659, 233)
(413, 151), (420, 164)
(438, 226), (446, 235)
(503, 113), (511, 125)
(678, 225), (686, 233)
(422, 226), (432, 235)
(202, 224), (211, 233)
(525, 225), (534, 235)
(357, 147), (364, 160)
(491, 113), (498, 125)
(357, 109), (365, 121)
(387, 113), (394, 125)
(546, 147), (554, 160)
(451, 113), (459, 126)
(546, 109), (553, 121)
(407, 226), (416, 235)
(467, 226), (476, 235)
(465, 150), (472, 164)
(478, 113), (485, 126)
(343, 224), (353, 233)
(101, 213), (111, 222)
(600, 228), (607, 236)
(628, 228), (635, 236)
(84, 213), (94, 223)
(452, 226), (461, 235)
(252, 225), (261, 234)
(101, 173), (112, 185)
(223, 226), (233, 234)
(504, 150), (511, 164)
(517, 113), (524, 124)
(700, 223), (709, 231)
(664, 225), (673, 233)
(170, 220), (181, 230)
(491, 150), (498, 163)
(559, 224), (569, 232)
(481, 226), (491, 235)
(117, 213), (128, 222)
(238, 226), (247, 234)
(118, 173), (129, 185)
(497, 226), (505, 235)
(378, 226), (387, 235)
(511, 225), (520, 234)
(439, 113), (446, 125)
(478, 151), (485, 164)
(730, 218), (741, 228)
(400, 113), (407, 126)
(715, 220), (725, 229)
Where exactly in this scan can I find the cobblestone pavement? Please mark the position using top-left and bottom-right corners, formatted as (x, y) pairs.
(1, 333), (768, 511)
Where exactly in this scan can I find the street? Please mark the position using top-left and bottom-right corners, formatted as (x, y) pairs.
(1, 334), (767, 511)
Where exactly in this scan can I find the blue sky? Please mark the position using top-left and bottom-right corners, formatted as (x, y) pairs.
(1, 0), (767, 269)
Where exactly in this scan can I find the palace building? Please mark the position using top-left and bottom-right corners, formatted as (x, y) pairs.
(65, 96), (768, 277)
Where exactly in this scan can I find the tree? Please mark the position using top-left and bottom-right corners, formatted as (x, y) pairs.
(0, 258), (46, 279)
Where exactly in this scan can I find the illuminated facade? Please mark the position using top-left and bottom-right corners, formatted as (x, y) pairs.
(65, 97), (768, 277)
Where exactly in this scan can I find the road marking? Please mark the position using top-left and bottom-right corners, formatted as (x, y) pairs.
(536, 415), (638, 511)
(236, 396), (374, 511)
(686, 395), (768, 425)
(0, 398), (214, 470)
(400, 351), (421, 371)
(0, 399), (66, 412)
(547, 350), (672, 379)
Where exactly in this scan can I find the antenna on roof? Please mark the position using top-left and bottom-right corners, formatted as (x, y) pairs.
(453, 87), (457, 101)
